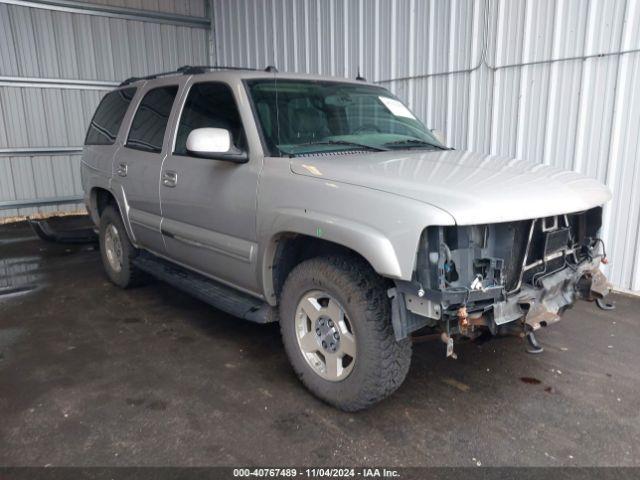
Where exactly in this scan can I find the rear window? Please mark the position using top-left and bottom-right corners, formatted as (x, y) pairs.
(126, 86), (179, 153)
(85, 87), (137, 145)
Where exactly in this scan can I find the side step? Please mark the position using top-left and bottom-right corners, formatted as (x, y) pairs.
(133, 253), (277, 324)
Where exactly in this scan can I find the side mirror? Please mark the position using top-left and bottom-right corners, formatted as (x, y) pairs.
(186, 128), (248, 163)
(430, 128), (446, 146)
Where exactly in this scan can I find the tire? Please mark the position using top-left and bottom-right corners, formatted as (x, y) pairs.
(279, 255), (412, 411)
(99, 205), (145, 288)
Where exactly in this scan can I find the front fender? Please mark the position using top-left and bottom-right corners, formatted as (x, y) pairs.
(269, 207), (404, 278)
(257, 166), (456, 303)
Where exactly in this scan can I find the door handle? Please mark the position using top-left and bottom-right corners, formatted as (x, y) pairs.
(162, 170), (178, 188)
(116, 162), (128, 177)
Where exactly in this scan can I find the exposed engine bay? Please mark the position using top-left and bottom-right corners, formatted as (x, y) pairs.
(390, 206), (612, 355)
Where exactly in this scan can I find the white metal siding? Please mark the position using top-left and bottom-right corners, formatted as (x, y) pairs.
(0, 0), (210, 217)
(212, 0), (640, 292)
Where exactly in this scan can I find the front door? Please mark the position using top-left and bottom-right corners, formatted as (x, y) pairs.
(159, 80), (261, 294)
(114, 80), (181, 253)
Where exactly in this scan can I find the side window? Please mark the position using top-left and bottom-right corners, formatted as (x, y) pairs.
(126, 86), (179, 153)
(174, 82), (246, 156)
(85, 87), (136, 145)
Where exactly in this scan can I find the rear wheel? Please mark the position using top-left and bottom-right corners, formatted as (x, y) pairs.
(99, 205), (145, 288)
(280, 255), (412, 411)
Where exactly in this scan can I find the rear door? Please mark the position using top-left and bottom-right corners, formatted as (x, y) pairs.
(160, 79), (261, 294)
(114, 79), (181, 253)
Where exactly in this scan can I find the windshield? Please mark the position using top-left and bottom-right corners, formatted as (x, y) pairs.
(245, 79), (446, 157)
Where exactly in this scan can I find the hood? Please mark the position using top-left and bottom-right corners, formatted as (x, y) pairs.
(290, 149), (612, 225)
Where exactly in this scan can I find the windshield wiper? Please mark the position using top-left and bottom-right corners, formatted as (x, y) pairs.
(383, 139), (448, 150)
(304, 140), (389, 152)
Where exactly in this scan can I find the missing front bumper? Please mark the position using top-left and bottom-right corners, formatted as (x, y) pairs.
(390, 257), (611, 341)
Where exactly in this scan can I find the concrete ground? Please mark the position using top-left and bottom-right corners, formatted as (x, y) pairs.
(0, 218), (639, 467)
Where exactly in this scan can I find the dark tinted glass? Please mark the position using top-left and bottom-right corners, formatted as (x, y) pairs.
(174, 82), (246, 156)
(127, 86), (179, 153)
(85, 88), (136, 145)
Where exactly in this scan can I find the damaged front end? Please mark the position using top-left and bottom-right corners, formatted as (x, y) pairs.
(389, 206), (612, 356)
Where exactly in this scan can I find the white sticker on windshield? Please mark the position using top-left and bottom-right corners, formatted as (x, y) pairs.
(378, 96), (417, 120)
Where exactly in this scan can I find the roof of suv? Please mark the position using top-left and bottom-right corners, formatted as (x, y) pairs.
(119, 65), (372, 88)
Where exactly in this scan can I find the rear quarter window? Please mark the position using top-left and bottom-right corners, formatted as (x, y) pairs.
(85, 87), (137, 145)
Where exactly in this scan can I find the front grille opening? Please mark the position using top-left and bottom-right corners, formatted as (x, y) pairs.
(422, 206), (603, 294)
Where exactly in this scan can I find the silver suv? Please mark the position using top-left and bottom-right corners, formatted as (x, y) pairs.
(81, 66), (612, 411)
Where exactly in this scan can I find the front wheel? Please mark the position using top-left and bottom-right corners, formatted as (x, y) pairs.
(279, 255), (412, 411)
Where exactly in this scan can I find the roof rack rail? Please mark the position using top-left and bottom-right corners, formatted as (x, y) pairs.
(177, 65), (261, 74)
(119, 67), (187, 86)
(119, 65), (274, 86)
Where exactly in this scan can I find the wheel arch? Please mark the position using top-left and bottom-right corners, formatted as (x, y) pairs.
(261, 228), (401, 306)
(89, 187), (118, 221)
(88, 187), (136, 243)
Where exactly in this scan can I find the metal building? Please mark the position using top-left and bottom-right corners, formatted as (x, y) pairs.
(212, 0), (640, 293)
(0, 0), (211, 216)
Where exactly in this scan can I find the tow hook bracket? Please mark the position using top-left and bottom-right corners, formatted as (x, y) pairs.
(578, 268), (615, 310)
(588, 269), (610, 299)
(525, 330), (544, 354)
(578, 268), (611, 300)
(596, 297), (616, 310)
(523, 301), (560, 331)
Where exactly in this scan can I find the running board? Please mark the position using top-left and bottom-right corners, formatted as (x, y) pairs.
(133, 253), (277, 324)
(29, 216), (98, 244)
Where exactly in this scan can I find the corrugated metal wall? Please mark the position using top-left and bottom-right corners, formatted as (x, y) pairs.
(212, 0), (640, 292)
(0, 0), (211, 218)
